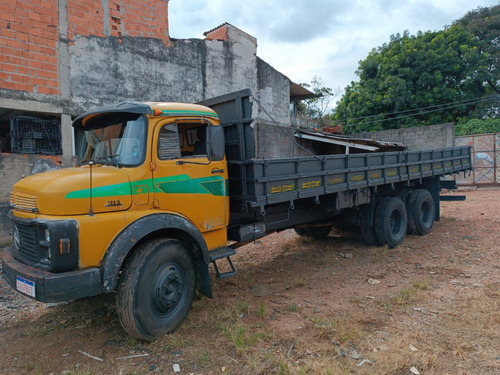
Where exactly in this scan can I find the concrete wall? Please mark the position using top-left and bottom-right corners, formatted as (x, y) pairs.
(256, 58), (291, 127)
(0, 154), (61, 244)
(255, 123), (320, 159)
(0, 203), (11, 245)
(353, 123), (455, 151)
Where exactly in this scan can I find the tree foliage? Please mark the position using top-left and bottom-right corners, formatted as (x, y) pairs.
(296, 76), (338, 126)
(455, 4), (500, 95)
(334, 6), (500, 134)
(455, 118), (500, 136)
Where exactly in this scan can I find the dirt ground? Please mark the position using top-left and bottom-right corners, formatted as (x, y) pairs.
(0, 188), (499, 375)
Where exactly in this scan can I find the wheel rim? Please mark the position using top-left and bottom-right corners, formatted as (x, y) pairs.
(151, 263), (186, 317)
(390, 209), (403, 235)
(420, 200), (431, 224)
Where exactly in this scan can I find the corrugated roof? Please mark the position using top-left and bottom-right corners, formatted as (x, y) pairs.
(295, 129), (406, 153)
(290, 82), (316, 100)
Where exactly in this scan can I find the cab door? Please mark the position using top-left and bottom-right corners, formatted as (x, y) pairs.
(151, 119), (228, 247)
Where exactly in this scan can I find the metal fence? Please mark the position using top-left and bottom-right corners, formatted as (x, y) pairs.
(455, 132), (499, 185)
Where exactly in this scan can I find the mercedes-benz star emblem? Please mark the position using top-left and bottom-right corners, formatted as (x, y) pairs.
(13, 226), (20, 250)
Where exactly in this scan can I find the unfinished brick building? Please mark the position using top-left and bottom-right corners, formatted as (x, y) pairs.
(0, 0), (311, 242)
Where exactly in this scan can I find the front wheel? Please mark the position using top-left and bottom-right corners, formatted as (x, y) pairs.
(117, 238), (196, 341)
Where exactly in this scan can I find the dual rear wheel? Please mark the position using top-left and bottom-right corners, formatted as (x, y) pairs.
(362, 189), (435, 248)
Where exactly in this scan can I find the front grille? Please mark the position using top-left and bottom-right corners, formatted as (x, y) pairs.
(15, 223), (38, 264)
(11, 192), (37, 212)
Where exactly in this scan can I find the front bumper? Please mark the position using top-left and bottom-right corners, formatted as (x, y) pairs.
(2, 246), (102, 303)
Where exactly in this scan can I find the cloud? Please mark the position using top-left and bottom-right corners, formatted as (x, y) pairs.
(168, 0), (500, 96)
(256, 0), (345, 43)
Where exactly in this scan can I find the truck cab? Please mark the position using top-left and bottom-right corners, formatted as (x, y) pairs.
(4, 101), (230, 341)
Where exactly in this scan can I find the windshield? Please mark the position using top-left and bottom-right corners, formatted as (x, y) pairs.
(76, 115), (147, 167)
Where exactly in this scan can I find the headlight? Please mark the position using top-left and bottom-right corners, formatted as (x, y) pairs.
(44, 229), (51, 243)
(13, 226), (20, 250)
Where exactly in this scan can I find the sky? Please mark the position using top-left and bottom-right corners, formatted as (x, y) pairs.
(169, 1), (500, 101)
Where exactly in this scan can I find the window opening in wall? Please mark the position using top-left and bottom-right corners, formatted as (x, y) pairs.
(0, 123), (10, 153)
(1, 115), (62, 154)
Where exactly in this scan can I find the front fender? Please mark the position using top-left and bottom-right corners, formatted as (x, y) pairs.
(100, 213), (210, 292)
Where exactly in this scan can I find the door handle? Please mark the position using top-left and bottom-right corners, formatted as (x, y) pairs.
(211, 168), (225, 174)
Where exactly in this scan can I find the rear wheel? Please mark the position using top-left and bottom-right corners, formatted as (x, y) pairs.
(361, 223), (378, 245)
(117, 238), (196, 342)
(407, 189), (435, 235)
(294, 225), (332, 240)
(374, 196), (407, 248)
(360, 197), (384, 246)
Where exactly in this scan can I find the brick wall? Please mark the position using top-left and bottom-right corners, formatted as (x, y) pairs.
(0, 0), (59, 94)
(67, 0), (107, 39)
(66, 0), (170, 42)
(120, 0), (169, 41)
(0, 0), (171, 96)
(205, 25), (229, 41)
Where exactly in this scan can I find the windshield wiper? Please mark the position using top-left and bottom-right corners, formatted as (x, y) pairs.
(78, 155), (123, 168)
(95, 154), (123, 168)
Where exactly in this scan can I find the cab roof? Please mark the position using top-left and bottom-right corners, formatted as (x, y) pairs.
(73, 101), (218, 129)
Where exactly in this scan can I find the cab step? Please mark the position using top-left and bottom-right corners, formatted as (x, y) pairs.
(208, 247), (236, 279)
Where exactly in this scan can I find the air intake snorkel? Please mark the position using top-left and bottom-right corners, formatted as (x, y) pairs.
(88, 160), (94, 217)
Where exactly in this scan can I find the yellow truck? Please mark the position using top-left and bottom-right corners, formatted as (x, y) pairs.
(3, 89), (472, 341)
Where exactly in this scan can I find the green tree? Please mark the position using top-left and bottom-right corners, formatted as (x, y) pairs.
(455, 118), (500, 136)
(334, 25), (492, 133)
(297, 76), (338, 126)
(455, 5), (500, 95)
(454, 4), (500, 118)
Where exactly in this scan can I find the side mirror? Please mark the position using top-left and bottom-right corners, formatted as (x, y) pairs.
(208, 125), (225, 161)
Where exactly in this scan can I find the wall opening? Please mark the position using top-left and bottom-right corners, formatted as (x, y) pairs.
(0, 109), (62, 154)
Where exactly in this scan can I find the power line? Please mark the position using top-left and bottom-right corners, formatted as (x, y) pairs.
(344, 94), (496, 122)
(339, 93), (500, 127)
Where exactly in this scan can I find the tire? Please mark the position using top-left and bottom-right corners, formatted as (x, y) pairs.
(294, 225), (332, 240)
(374, 196), (407, 248)
(407, 189), (435, 235)
(117, 238), (196, 342)
(360, 198), (384, 246)
(361, 223), (378, 246)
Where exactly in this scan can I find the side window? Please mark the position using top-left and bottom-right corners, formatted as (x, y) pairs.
(192, 126), (207, 155)
(158, 123), (181, 160)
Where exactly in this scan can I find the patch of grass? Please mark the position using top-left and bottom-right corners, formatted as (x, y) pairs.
(124, 335), (141, 348)
(165, 334), (193, 351)
(309, 315), (364, 344)
(23, 323), (54, 337)
(379, 281), (427, 314)
(286, 304), (299, 312)
(235, 299), (252, 316)
(12, 358), (36, 371)
(277, 358), (290, 375)
(290, 278), (306, 289)
(332, 317), (364, 344)
(194, 348), (209, 367)
(413, 277), (431, 290)
(224, 323), (264, 352)
(213, 299), (253, 324)
(258, 302), (266, 318)
(367, 287), (500, 373)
